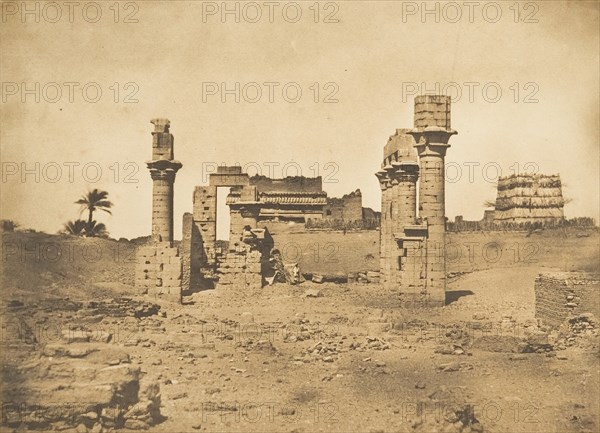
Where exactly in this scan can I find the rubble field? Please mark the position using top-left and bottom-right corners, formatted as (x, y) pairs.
(1, 229), (598, 433)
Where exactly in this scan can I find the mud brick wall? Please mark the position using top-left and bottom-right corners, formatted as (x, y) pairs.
(535, 272), (600, 328)
(135, 243), (182, 303)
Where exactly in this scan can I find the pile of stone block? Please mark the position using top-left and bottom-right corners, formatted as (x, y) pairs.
(216, 246), (263, 290)
(135, 243), (182, 303)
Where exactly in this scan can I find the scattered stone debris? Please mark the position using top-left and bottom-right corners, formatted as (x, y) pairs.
(554, 313), (598, 350)
(365, 336), (390, 350)
(304, 288), (323, 298)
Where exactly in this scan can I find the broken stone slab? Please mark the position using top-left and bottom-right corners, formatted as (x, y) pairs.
(312, 274), (324, 283)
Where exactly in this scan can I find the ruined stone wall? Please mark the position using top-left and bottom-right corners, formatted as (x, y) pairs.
(135, 243), (182, 303)
(180, 212), (205, 292)
(193, 186), (217, 267)
(217, 248), (264, 290)
(535, 272), (600, 328)
(362, 207), (381, 222)
(324, 190), (363, 221)
(342, 190), (363, 221)
(250, 175), (322, 193)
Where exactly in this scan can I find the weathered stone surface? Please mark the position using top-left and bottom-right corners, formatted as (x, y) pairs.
(376, 96), (454, 304)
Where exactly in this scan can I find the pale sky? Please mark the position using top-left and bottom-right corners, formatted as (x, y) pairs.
(1, 1), (598, 239)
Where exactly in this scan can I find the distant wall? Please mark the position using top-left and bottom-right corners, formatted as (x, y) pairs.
(362, 207), (381, 222)
(324, 190), (362, 221)
(249, 175), (322, 193)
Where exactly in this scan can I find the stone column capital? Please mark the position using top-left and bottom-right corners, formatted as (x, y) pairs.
(147, 160), (183, 181)
(410, 128), (456, 158)
(388, 162), (419, 183)
(239, 205), (261, 219)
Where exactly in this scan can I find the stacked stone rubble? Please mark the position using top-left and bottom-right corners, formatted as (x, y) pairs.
(136, 244), (182, 303)
(217, 247), (264, 290)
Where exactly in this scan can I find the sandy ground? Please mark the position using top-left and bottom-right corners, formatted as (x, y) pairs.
(1, 228), (598, 433)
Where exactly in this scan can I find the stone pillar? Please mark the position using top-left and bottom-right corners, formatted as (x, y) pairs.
(229, 209), (244, 250)
(193, 185), (217, 267)
(389, 162), (419, 288)
(146, 119), (182, 244)
(409, 95), (456, 305)
(377, 127), (420, 292)
(136, 118), (183, 303)
(376, 171), (397, 289)
(181, 212), (203, 292)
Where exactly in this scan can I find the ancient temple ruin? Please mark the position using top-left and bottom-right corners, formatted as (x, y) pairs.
(376, 95), (456, 306)
(493, 173), (565, 224)
(136, 95), (456, 306)
(180, 166), (274, 292)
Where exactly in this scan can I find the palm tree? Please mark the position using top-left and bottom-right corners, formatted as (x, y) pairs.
(85, 220), (108, 238)
(76, 189), (113, 225)
(62, 219), (87, 236)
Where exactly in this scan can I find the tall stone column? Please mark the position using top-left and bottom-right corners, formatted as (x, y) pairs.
(137, 118), (183, 303)
(376, 171), (390, 287)
(389, 162), (419, 288)
(146, 118), (182, 244)
(409, 95), (456, 305)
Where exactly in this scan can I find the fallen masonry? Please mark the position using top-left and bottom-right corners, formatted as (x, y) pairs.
(1, 299), (164, 431)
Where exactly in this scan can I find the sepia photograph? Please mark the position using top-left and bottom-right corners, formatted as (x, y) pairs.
(1, 1), (599, 432)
